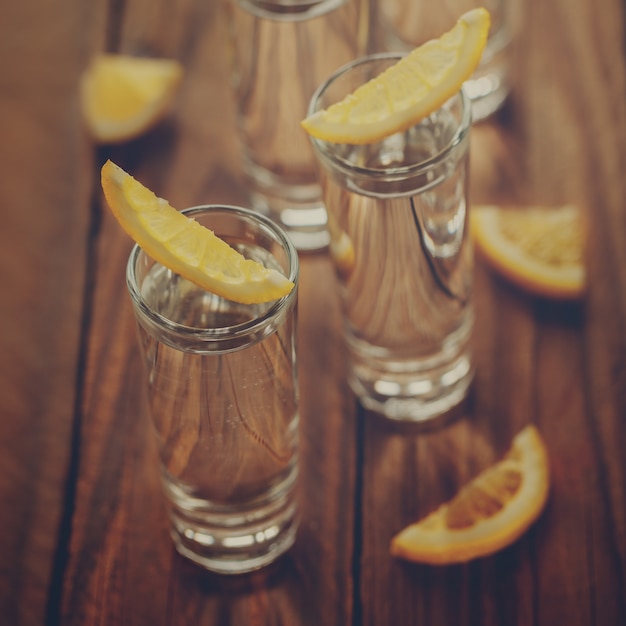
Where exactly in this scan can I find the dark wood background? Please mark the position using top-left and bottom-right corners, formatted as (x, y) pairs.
(0, 0), (624, 624)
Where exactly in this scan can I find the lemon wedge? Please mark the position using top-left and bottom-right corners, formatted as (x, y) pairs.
(471, 204), (586, 299)
(101, 160), (294, 304)
(301, 8), (490, 144)
(391, 425), (550, 565)
(81, 54), (183, 143)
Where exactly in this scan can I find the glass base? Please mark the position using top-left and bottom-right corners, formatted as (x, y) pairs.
(242, 160), (330, 252)
(463, 67), (509, 123)
(251, 192), (330, 252)
(348, 336), (474, 423)
(166, 472), (299, 575)
(464, 26), (511, 122)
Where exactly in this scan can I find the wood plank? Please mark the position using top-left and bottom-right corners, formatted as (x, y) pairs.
(0, 2), (96, 624)
(358, 0), (626, 623)
(59, 1), (357, 624)
(1, 0), (622, 623)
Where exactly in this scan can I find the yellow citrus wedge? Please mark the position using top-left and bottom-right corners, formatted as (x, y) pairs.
(390, 425), (550, 565)
(81, 54), (183, 143)
(101, 160), (294, 304)
(471, 204), (586, 300)
(301, 8), (490, 144)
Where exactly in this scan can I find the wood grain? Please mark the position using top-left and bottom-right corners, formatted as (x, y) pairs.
(0, 0), (624, 624)
(0, 1), (95, 624)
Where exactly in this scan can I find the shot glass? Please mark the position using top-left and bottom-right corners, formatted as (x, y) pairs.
(229, 0), (367, 251)
(370, 0), (511, 121)
(126, 205), (300, 574)
(308, 54), (474, 423)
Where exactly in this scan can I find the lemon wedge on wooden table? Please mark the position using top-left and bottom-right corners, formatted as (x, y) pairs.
(471, 204), (586, 299)
(391, 425), (550, 565)
(81, 54), (183, 143)
(101, 160), (294, 304)
(300, 8), (490, 145)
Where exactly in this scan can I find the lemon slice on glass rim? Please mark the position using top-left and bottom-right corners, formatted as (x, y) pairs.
(471, 204), (586, 299)
(301, 8), (490, 144)
(101, 160), (294, 304)
(81, 54), (183, 143)
(391, 425), (550, 565)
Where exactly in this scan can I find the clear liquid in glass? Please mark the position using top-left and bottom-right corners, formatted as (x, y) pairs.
(135, 256), (299, 573)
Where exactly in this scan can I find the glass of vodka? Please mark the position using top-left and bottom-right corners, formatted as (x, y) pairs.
(229, 0), (368, 251)
(308, 53), (474, 423)
(126, 205), (299, 574)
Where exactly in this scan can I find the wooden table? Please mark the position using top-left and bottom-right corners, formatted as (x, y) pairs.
(1, 0), (625, 624)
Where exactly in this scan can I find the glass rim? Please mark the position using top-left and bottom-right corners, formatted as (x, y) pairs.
(307, 52), (472, 179)
(235, 0), (347, 20)
(126, 204), (299, 342)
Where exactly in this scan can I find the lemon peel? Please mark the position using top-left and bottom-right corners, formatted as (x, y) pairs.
(101, 160), (294, 304)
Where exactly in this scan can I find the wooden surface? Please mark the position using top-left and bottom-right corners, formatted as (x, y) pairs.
(1, 0), (625, 624)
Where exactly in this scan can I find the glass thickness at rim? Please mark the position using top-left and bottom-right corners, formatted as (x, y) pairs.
(237, 0), (347, 20)
(125, 204), (299, 343)
(307, 52), (472, 179)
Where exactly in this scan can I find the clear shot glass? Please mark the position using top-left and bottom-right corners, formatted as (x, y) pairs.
(126, 205), (300, 574)
(308, 54), (474, 423)
(370, 0), (511, 121)
(229, 0), (367, 251)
